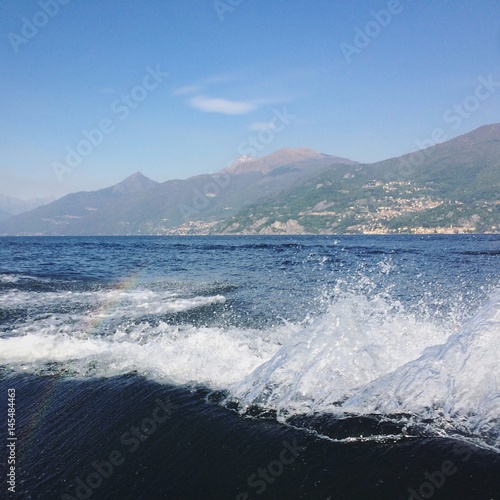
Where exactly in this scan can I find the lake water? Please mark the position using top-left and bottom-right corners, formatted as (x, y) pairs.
(0, 235), (499, 499)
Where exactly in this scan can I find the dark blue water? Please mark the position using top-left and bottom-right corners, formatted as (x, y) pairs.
(0, 235), (499, 499)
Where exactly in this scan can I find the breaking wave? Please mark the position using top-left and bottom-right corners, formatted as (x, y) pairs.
(1, 276), (498, 450)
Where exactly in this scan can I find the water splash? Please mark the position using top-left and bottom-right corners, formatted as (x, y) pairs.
(1, 277), (498, 450)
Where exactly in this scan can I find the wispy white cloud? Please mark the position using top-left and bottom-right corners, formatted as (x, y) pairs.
(173, 72), (241, 96)
(199, 73), (236, 85)
(172, 85), (202, 96)
(189, 95), (257, 115)
(174, 70), (296, 116)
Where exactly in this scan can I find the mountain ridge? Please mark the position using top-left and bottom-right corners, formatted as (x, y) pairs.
(0, 147), (352, 235)
(224, 147), (357, 175)
(215, 125), (499, 235)
(0, 125), (498, 235)
(109, 171), (160, 194)
(0, 193), (55, 220)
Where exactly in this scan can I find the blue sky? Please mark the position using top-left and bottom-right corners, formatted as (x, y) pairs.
(1, 0), (499, 199)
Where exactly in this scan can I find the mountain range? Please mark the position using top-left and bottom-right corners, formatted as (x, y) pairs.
(0, 124), (498, 235)
(0, 194), (55, 222)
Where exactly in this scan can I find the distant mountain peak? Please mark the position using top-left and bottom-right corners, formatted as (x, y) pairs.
(111, 172), (159, 194)
(225, 147), (356, 175)
(228, 155), (256, 170)
(0, 193), (55, 217)
(122, 171), (155, 182)
(271, 147), (326, 158)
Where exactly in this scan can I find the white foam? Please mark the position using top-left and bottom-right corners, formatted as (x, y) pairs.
(341, 289), (500, 449)
(0, 288), (225, 316)
(0, 273), (52, 284)
(1, 285), (499, 450)
(0, 290), (449, 395)
(0, 322), (282, 387)
(229, 294), (450, 413)
(0, 274), (19, 283)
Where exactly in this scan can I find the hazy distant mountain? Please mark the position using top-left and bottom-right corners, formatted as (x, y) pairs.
(0, 125), (498, 235)
(0, 151), (352, 235)
(109, 171), (160, 194)
(0, 193), (55, 220)
(0, 210), (11, 222)
(0, 172), (161, 235)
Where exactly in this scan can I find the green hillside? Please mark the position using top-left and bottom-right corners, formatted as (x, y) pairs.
(214, 125), (500, 234)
